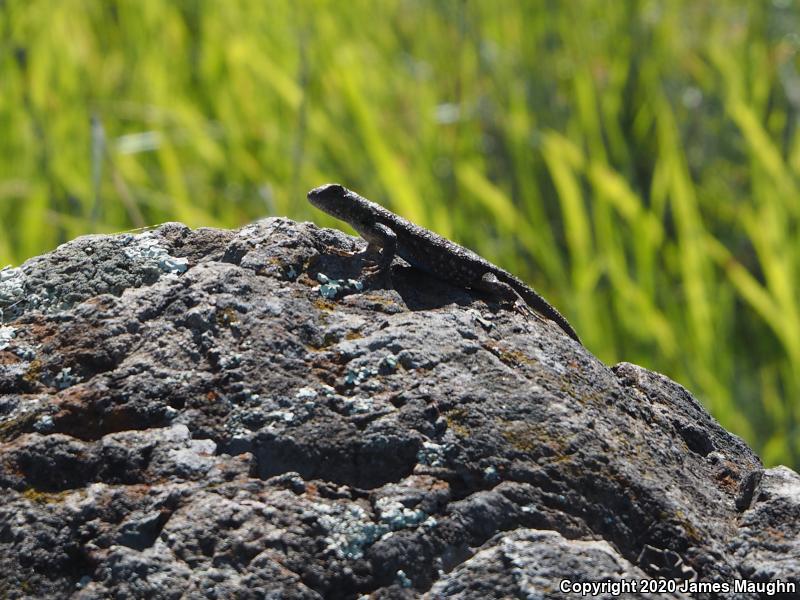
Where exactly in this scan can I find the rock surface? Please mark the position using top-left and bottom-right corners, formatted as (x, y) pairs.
(0, 218), (794, 599)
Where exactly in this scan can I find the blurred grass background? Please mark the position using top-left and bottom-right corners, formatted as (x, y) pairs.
(1, 0), (799, 466)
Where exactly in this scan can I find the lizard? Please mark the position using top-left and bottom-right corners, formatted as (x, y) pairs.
(307, 183), (581, 344)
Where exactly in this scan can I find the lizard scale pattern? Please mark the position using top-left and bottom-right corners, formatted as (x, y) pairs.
(308, 183), (581, 344)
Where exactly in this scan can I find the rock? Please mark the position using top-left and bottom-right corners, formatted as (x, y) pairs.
(0, 218), (793, 598)
(427, 530), (684, 599)
(728, 466), (800, 586)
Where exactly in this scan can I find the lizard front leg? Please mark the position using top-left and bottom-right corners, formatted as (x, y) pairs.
(360, 222), (397, 283)
(317, 222), (396, 287)
(319, 223), (395, 267)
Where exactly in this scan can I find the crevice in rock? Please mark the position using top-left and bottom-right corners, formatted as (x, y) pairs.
(249, 429), (422, 490)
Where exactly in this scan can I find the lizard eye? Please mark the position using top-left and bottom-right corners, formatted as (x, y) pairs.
(326, 184), (345, 194)
(308, 183), (346, 205)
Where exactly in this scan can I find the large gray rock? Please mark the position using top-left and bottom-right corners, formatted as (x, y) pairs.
(0, 218), (793, 598)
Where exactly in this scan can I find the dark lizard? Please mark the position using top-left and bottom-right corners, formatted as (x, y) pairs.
(307, 183), (581, 344)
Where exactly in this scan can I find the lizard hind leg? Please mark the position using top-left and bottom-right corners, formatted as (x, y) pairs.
(475, 272), (547, 324)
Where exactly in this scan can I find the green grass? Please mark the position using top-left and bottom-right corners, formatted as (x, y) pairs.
(2, 0), (799, 466)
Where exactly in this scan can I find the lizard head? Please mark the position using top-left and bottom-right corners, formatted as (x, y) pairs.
(307, 184), (375, 232)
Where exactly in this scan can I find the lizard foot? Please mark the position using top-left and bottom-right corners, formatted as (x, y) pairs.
(320, 244), (361, 258)
(476, 272), (548, 325)
(360, 264), (393, 289)
(319, 244), (388, 287)
(512, 298), (549, 325)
